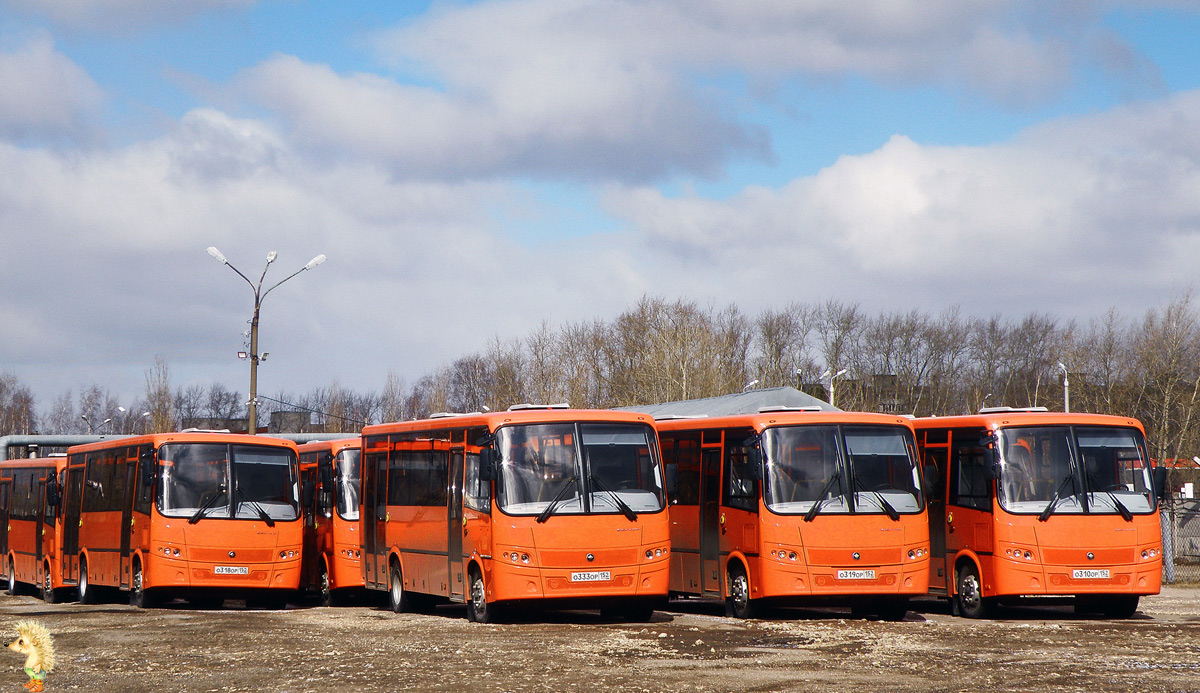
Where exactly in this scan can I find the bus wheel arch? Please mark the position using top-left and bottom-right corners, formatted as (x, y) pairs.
(78, 553), (97, 604)
(724, 557), (757, 619)
(129, 556), (158, 608)
(387, 554), (410, 614)
(41, 561), (58, 604)
(466, 563), (496, 623)
(953, 556), (990, 619)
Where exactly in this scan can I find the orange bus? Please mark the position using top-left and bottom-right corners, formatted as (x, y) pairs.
(0, 458), (65, 601)
(60, 432), (304, 608)
(914, 409), (1164, 618)
(656, 410), (929, 620)
(298, 438), (363, 605)
(361, 406), (670, 622)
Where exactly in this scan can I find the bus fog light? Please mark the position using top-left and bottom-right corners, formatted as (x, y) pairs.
(788, 552), (797, 561)
(173, 549), (180, 557)
(1023, 551), (1032, 560)
(646, 550), (653, 559)
(655, 548), (663, 557)
(521, 554), (530, 564)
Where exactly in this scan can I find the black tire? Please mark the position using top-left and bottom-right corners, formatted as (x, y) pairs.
(6, 559), (17, 596)
(319, 564), (343, 607)
(78, 558), (97, 605)
(41, 565), (58, 604)
(129, 561), (159, 609)
(466, 568), (494, 623)
(388, 562), (410, 614)
(1100, 594), (1139, 619)
(955, 563), (990, 619)
(725, 565), (757, 619)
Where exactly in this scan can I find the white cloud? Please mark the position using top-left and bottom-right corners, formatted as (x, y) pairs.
(2, 0), (257, 32)
(0, 34), (103, 139)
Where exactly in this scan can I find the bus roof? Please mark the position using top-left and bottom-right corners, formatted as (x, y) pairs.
(0, 458), (63, 469)
(297, 438), (360, 454)
(653, 410), (913, 433)
(363, 408), (655, 438)
(66, 431), (299, 455)
(913, 411), (1143, 431)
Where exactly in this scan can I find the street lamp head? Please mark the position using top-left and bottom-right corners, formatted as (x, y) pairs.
(834, 369), (848, 378)
(819, 369), (831, 380)
(266, 251), (277, 264)
(305, 254), (327, 270)
(206, 246), (228, 265)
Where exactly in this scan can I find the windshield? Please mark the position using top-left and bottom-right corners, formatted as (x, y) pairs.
(336, 448), (360, 521)
(158, 443), (300, 521)
(997, 425), (1154, 515)
(763, 424), (922, 515)
(495, 422), (665, 517)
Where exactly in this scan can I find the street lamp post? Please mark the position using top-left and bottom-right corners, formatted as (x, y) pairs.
(819, 368), (848, 408)
(206, 247), (326, 434)
(1058, 362), (1070, 413)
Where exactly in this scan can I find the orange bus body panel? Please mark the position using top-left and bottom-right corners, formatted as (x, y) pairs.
(656, 412), (930, 608)
(0, 459), (64, 596)
(298, 438), (364, 597)
(914, 412), (1162, 606)
(361, 409), (670, 614)
(63, 433), (303, 600)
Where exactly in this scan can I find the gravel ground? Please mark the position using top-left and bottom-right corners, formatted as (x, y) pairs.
(2, 587), (1199, 692)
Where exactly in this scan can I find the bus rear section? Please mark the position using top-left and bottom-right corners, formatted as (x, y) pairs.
(61, 433), (304, 608)
(915, 410), (1163, 618)
(0, 459), (64, 601)
(360, 408), (671, 622)
(657, 412), (929, 620)
(299, 438), (363, 605)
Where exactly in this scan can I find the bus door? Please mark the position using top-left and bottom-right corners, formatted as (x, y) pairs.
(35, 473), (52, 567)
(918, 434), (950, 590)
(362, 446), (389, 589)
(700, 444), (722, 597)
(448, 449), (464, 601)
(299, 453), (320, 589)
(119, 448), (138, 588)
(0, 475), (11, 558)
(60, 463), (85, 584)
(945, 429), (993, 579)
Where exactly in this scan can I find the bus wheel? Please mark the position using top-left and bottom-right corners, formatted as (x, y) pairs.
(6, 559), (17, 596)
(319, 565), (340, 607)
(130, 561), (158, 609)
(388, 562), (410, 614)
(955, 563), (990, 619)
(78, 558), (96, 605)
(725, 565), (757, 619)
(1100, 594), (1139, 619)
(466, 568), (495, 623)
(41, 566), (58, 604)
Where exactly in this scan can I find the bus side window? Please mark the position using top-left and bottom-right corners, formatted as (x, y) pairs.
(464, 452), (491, 513)
(723, 428), (758, 512)
(949, 429), (991, 512)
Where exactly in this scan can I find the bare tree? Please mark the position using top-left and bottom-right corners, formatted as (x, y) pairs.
(144, 356), (175, 432)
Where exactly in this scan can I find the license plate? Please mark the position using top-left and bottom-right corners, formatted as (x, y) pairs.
(1072, 569), (1110, 579)
(570, 570), (611, 582)
(837, 569), (876, 580)
(214, 566), (249, 575)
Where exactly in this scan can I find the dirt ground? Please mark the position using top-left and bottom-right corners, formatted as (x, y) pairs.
(2, 587), (1200, 693)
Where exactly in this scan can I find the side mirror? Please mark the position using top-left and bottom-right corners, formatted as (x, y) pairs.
(479, 448), (496, 481)
(140, 449), (156, 487)
(1152, 466), (1169, 501)
(318, 488), (334, 511)
(301, 480), (315, 507)
(664, 464), (678, 497)
(922, 464), (938, 495)
(45, 481), (60, 507)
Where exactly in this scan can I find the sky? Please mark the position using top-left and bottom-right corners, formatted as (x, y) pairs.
(4, 0), (1200, 408)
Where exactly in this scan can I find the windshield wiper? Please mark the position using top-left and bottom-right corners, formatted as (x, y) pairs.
(1086, 472), (1133, 522)
(589, 475), (637, 522)
(188, 483), (227, 524)
(235, 486), (275, 527)
(804, 472), (843, 523)
(1038, 474), (1077, 522)
(852, 474), (900, 521)
(536, 476), (578, 524)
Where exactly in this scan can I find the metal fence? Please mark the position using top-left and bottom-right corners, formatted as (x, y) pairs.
(1163, 498), (1200, 583)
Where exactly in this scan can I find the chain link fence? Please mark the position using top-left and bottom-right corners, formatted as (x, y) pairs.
(1163, 499), (1200, 583)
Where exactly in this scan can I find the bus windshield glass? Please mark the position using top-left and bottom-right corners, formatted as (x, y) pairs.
(763, 424), (922, 515)
(495, 423), (665, 516)
(158, 443), (299, 521)
(336, 448), (361, 520)
(997, 425), (1154, 515)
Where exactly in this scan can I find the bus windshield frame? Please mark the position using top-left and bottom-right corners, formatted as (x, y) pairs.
(762, 424), (924, 516)
(335, 447), (361, 521)
(494, 422), (665, 517)
(157, 442), (300, 522)
(996, 425), (1156, 516)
